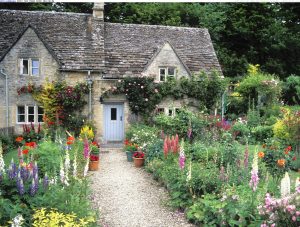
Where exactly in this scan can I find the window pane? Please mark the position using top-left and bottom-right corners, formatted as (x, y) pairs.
(168, 109), (173, 116)
(28, 115), (34, 122)
(18, 115), (25, 123)
(160, 75), (165, 81)
(18, 106), (25, 114)
(38, 115), (43, 122)
(22, 60), (28, 74)
(111, 108), (117, 120)
(175, 108), (180, 114)
(168, 67), (175, 76)
(32, 60), (39, 68)
(38, 107), (44, 115)
(159, 68), (166, 75)
(32, 68), (39, 76)
(28, 106), (34, 114)
(157, 108), (165, 114)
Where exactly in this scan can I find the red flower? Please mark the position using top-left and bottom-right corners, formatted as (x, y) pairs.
(92, 141), (100, 148)
(22, 149), (29, 155)
(15, 136), (24, 143)
(25, 141), (36, 148)
(124, 139), (129, 146)
(293, 156), (297, 161)
(285, 146), (292, 152)
(133, 151), (144, 159)
(66, 141), (73, 145)
(90, 155), (99, 161)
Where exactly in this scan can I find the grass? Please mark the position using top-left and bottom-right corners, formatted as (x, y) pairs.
(3, 148), (18, 166)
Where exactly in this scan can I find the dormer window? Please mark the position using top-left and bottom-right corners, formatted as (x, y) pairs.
(159, 67), (176, 81)
(20, 59), (39, 76)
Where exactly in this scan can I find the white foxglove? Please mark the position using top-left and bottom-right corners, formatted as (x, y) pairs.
(73, 155), (77, 178)
(0, 142), (5, 174)
(83, 159), (89, 177)
(281, 172), (290, 198)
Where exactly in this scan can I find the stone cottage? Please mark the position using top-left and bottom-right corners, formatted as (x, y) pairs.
(0, 3), (222, 142)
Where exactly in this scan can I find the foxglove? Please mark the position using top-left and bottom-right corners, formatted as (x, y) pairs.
(59, 159), (65, 184)
(281, 172), (290, 198)
(83, 139), (90, 159)
(179, 139), (185, 170)
(73, 155), (77, 178)
(65, 149), (70, 175)
(249, 153), (259, 191)
(244, 144), (249, 169)
(295, 177), (300, 193)
(0, 142), (5, 174)
(186, 161), (192, 182)
(83, 159), (89, 177)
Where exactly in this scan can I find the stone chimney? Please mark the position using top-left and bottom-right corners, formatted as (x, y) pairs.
(93, 2), (104, 20)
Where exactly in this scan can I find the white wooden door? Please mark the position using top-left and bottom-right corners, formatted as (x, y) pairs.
(104, 104), (124, 141)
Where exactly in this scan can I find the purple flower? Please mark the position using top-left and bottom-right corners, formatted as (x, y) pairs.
(83, 139), (90, 159)
(43, 174), (49, 190)
(30, 178), (39, 196)
(20, 166), (29, 182)
(187, 128), (192, 139)
(179, 153), (186, 170)
(16, 173), (25, 195)
(8, 159), (17, 180)
(244, 144), (249, 169)
(249, 169), (259, 192)
(32, 162), (38, 181)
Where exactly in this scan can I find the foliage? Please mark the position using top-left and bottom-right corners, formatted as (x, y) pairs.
(144, 138), (163, 163)
(0, 133), (15, 154)
(235, 64), (281, 113)
(32, 208), (95, 227)
(282, 75), (300, 105)
(125, 124), (159, 150)
(260, 140), (295, 179)
(22, 123), (43, 143)
(103, 72), (226, 117)
(17, 81), (89, 135)
(251, 125), (274, 143)
(123, 139), (138, 152)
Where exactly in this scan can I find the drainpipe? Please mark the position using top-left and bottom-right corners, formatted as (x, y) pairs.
(0, 69), (9, 135)
(86, 70), (93, 121)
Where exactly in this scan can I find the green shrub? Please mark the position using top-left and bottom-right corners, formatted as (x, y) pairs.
(144, 138), (163, 163)
(282, 75), (300, 105)
(251, 125), (274, 142)
(231, 122), (250, 141)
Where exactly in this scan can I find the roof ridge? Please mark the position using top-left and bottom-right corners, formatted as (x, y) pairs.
(0, 9), (90, 16)
(105, 22), (208, 31)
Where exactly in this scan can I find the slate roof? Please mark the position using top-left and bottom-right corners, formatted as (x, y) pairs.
(0, 9), (222, 77)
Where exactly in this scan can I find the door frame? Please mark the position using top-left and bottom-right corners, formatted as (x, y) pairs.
(103, 102), (125, 142)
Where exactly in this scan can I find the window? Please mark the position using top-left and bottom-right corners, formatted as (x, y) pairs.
(20, 59), (39, 76)
(17, 105), (44, 124)
(156, 108), (165, 115)
(159, 67), (176, 81)
(111, 108), (117, 120)
(168, 109), (173, 116)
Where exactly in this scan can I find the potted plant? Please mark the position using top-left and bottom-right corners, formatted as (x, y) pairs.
(89, 141), (100, 171)
(124, 139), (138, 162)
(132, 151), (145, 168)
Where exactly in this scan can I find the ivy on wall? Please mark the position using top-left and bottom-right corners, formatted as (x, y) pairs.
(103, 71), (227, 117)
(17, 81), (89, 133)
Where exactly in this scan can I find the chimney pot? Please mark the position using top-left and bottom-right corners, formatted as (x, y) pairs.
(93, 2), (104, 20)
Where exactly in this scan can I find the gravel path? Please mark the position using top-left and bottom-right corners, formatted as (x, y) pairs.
(89, 148), (194, 227)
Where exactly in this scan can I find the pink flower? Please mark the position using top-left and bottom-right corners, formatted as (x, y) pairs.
(249, 168), (259, 191)
(292, 216), (296, 222)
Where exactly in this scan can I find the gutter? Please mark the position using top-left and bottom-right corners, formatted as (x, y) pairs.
(0, 69), (9, 134)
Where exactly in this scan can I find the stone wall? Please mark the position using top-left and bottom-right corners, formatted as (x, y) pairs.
(0, 27), (59, 133)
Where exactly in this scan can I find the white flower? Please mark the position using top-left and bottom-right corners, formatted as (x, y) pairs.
(64, 149), (70, 175)
(11, 214), (24, 227)
(83, 159), (89, 177)
(281, 172), (290, 198)
(0, 142), (5, 174)
(186, 162), (192, 182)
(73, 155), (77, 178)
(60, 159), (65, 184)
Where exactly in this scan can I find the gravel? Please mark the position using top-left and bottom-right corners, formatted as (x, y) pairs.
(89, 148), (195, 227)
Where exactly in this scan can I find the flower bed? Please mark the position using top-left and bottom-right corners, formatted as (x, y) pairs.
(0, 135), (98, 226)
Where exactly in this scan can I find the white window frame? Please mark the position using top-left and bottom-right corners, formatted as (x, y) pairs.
(159, 67), (176, 82)
(156, 107), (180, 117)
(19, 58), (40, 76)
(16, 105), (44, 124)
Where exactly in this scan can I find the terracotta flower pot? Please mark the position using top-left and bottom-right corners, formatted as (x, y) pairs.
(133, 157), (144, 168)
(89, 160), (99, 171)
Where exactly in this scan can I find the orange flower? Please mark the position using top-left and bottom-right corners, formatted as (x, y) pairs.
(25, 141), (36, 148)
(15, 136), (23, 143)
(22, 149), (29, 155)
(68, 136), (75, 141)
(284, 151), (289, 155)
(258, 151), (265, 158)
(277, 159), (285, 167)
